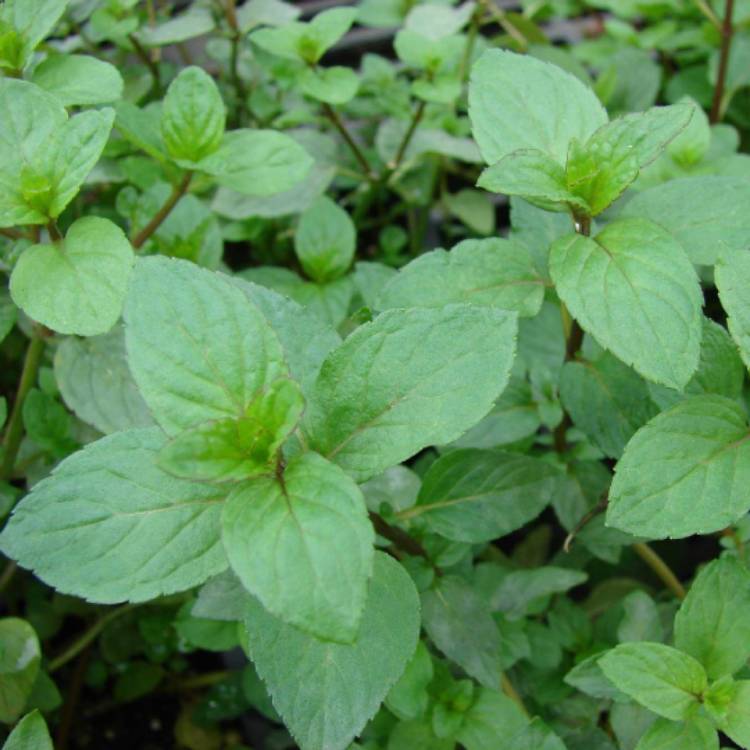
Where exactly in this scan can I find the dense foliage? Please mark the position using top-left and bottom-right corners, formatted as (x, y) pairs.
(2, 1), (750, 748)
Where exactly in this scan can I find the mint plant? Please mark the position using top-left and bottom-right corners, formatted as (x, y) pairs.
(2, 2), (750, 749)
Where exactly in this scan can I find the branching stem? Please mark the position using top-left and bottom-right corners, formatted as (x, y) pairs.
(131, 172), (192, 249)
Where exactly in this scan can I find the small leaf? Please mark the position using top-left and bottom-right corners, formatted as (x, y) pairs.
(0, 0), (68, 72)
(224, 452), (373, 642)
(300, 66), (360, 105)
(161, 66), (225, 164)
(550, 218), (703, 389)
(716, 249), (750, 370)
(31, 54), (124, 106)
(306, 305), (517, 482)
(242, 552), (419, 750)
(599, 642), (707, 721)
(456, 688), (528, 750)
(0, 428), (227, 603)
(10, 216), (134, 336)
(2, 710), (53, 750)
(674, 556), (750, 679)
(0, 619), (40, 724)
(607, 395), (750, 539)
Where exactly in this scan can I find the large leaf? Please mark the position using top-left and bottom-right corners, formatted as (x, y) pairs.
(222, 452), (374, 643)
(2, 710), (53, 750)
(124, 257), (287, 436)
(674, 556), (750, 679)
(599, 643), (707, 721)
(550, 218), (703, 389)
(242, 552), (420, 750)
(306, 305), (517, 482)
(376, 238), (545, 318)
(716, 249), (750, 369)
(607, 395), (750, 539)
(468, 49), (607, 166)
(0, 428), (227, 603)
(10, 216), (134, 336)
(0, 619), (40, 724)
(403, 449), (561, 543)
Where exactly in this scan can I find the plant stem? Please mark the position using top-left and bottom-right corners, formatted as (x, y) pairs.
(710, 0), (735, 122)
(392, 100), (426, 170)
(695, 0), (723, 29)
(478, 0), (528, 50)
(633, 542), (686, 600)
(47, 221), (62, 242)
(169, 670), (231, 691)
(224, 0), (248, 127)
(0, 329), (47, 480)
(459, 6), (482, 82)
(131, 172), (192, 249)
(128, 33), (162, 96)
(49, 604), (135, 673)
(0, 227), (25, 241)
(369, 512), (433, 563)
(321, 103), (374, 179)
(501, 673), (529, 717)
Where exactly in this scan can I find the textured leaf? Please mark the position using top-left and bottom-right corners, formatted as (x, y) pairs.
(621, 176), (750, 266)
(456, 689), (528, 750)
(385, 641), (433, 720)
(0, 619), (40, 724)
(599, 643), (707, 721)
(2, 710), (53, 750)
(306, 305), (517, 482)
(674, 556), (750, 679)
(376, 238), (545, 318)
(242, 552), (419, 750)
(634, 718), (718, 750)
(469, 48), (607, 166)
(10, 216), (134, 336)
(161, 66), (225, 164)
(421, 575), (502, 689)
(31, 54), (123, 106)
(0, 0), (68, 71)
(124, 257), (287, 436)
(405, 449), (561, 543)
(550, 218), (703, 389)
(716, 249), (750, 369)
(607, 395), (750, 539)
(0, 428), (227, 603)
(223, 452), (373, 642)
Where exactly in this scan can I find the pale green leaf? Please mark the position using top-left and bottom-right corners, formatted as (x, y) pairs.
(599, 643), (707, 721)
(550, 218), (703, 389)
(223, 452), (373, 642)
(114, 101), (168, 163)
(0, 428), (227, 603)
(718, 681), (750, 748)
(300, 66), (359, 104)
(2, 710), (53, 750)
(161, 66), (225, 164)
(674, 556), (750, 679)
(305, 305), (518, 482)
(124, 257), (287, 436)
(237, 0), (300, 32)
(404, 2), (474, 40)
(10, 216), (134, 336)
(0, 0), (68, 71)
(406, 449), (561, 543)
(31, 54), (124, 106)
(137, 8), (214, 46)
(635, 718), (718, 750)
(376, 238), (545, 317)
(469, 48), (607, 166)
(607, 395), (750, 539)
(443, 189), (496, 235)
(242, 552), (419, 750)
(618, 590), (664, 643)
(0, 619), (40, 724)
(716, 249), (750, 369)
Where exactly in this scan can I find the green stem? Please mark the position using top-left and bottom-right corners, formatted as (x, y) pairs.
(392, 100), (426, 170)
(633, 543), (686, 600)
(48, 604), (136, 673)
(131, 171), (192, 249)
(321, 103), (374, 179)
(128, 33), (162, 96)
(0, 330), (47, 480)
(710, 0), (735, 122)
(501, 673), (529, 717)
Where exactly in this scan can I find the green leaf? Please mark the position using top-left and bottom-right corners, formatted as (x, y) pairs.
(469, 49), (607, 166)
(22, 389), (75, 457)
(300, 66), (359, 104)
(455, 689), (528, 750)
(197, 130), (313, 196)
(2, 710), (53, 750)
(718, 680), (750, 748)
(421, 575), (502, 689)
(674, 556), (750, 679)
(0, 289), (17, 344)
(114, 101), (168, 163)
(0, 428), (227, 603)
(634, 718), (718, 750)
(159, 379), (304, 483)
(599, 643), (707, 721)
(304, 6), (357, 60)
(306, 305), (518, 482)
(621, 177), (750, 266)
(443, 189), (496, 236)
(506, 719), (568, 750)
(618, 590), (664, 643)
(406, 449), (561, 543)
(716, 249), (750, 370)
(549, 218), (703, 389)
(478, 148), (590, 213)
(224, 452), (373, 642)
(0, 619), (40, 724)
(560, 352), (657, 458)
(54, 325), (153, 435)
(607, 395), (750, 539)
(404, 2), (474, 40)
(10, 216), (134, 336)
(161, 66), (225, 164)
(31, 54), (124, 106)
(0, 0), (68, 72)
(376, 238), (545, 318)
(124, 257), (287, 436)
(385, 641), (433, 720)
(565, 104), (694, 216)
(137, 8), (215, 46)
(295, 196), (356, 283)
(242, 552), (419, 750)
(237, 0), (300, 32)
